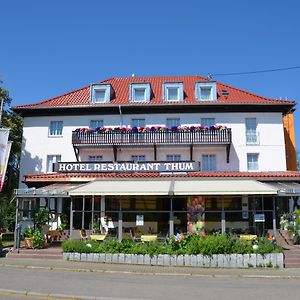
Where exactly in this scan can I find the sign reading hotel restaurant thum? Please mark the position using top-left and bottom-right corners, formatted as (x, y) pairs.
(54, 161), (200, 173)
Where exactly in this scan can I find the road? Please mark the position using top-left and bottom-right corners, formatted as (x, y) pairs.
(0, 262), (300, 300)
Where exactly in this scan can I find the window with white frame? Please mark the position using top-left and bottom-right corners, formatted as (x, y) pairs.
(247, 153), (259, 171)
(202, 154), (216, 171)
(22, 199), (35, 220)
(166, 118), (180, 128)
(163, 83), (184, 101)
(49, 121), (63, 136)
(131, 155), (146, 162)
(131, 118), (146, 128)
(90, 120), (104, 129)
(166, 154), (181, 161)
(47, 155), (61, 172)
(245, 118), (258, 145)
(201, 118), (215, 127)
(130, 83), (151, 102)
(91, 84), (111, 103)
(195, 82), (217, 101)
(89, 155), (103, 161)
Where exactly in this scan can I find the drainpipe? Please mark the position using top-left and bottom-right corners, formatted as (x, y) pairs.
(119, 105), (123, 127)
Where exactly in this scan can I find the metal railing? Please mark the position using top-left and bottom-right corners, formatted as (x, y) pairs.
(72, 128), (232, 146)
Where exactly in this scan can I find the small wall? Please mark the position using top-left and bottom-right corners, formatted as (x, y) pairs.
(63, 252), (284, 268)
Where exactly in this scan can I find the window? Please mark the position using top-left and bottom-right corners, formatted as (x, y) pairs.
(89, 155), (103, 161)
(166, 118), (180, 128)
(201, 118), (215, 127)
(131, 119), (146, 128)
(245, 118), (258, 145)
(91, 84), (111, 103)
(130, 83), (151, 102)
(90, 120), (103, 129)
(22, 199), (35, 220)
(131, 155), (146, 162)
(166, 154), (181, 161)
(247, 153), (259, 171)
(47, 155), (61, 172)
(49, 121), (63, 136)
(163, 83), (184, 101)
(202, 154), (216, 171)
(195, 82), (217, 101)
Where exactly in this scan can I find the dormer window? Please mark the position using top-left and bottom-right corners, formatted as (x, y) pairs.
(130, 83), (151, 102)
(91, 84), (111, 103)
(195, 82), (217, 101)
(163, 83), (183, 101)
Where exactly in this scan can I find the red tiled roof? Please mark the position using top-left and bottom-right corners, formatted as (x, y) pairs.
(13, 75), (295, 110)
(24, 171), (300, 183)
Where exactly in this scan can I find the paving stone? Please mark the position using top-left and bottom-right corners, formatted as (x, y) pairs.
(111, 254), (119, 264)
(217, 254), (224, 268)
(170, 255), (177, 266)
(137, 254), (144, 265)
(105, 253), (112, 263)
(118, 253), (125, 264)
(98, 253), (105, 263)
(163, 254), (170, 266)
(86, 253), (94, 262)
(131, 254), (138, 264)
(276, 253), (284, 268)
(190, 255), (197, 267)
(63, 253), (69, 260)
(196, 254), (204, 267)
(249, 254), (257, 267)
(229, 254), (237, 268)
(125, 254), (132, 264)
(223, 255), (231, 268)
(243, 254), (250, 268)
(150, 255), (157, 265)
(177, 255), (184, 266)
(144, 254), (151, 265)
(157, 255), (164, 265)
(256, 254), (264, 267)
(236, 254), (244, 268)
(210, 255), (218, 267)
(74, 253), (80, 261)
(184, 255), (191, 266)
(203, 256), (210, 267)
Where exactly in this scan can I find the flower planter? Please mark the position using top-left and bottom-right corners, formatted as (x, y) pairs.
(63, 252), (284, 268)
(24, 237), (33, 249)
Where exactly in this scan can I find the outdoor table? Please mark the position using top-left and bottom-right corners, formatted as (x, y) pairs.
(239, 234), (257, 241)
(90, 234), (106, 241)
(141, 235), (157, 243)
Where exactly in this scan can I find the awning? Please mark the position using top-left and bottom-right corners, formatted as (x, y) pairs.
(265, 182), (300, 196)
(69, 179), (277, 196)
(15, 183), (81, 198)
(69, 179), (173, 196)
(173, 179), (277, 195)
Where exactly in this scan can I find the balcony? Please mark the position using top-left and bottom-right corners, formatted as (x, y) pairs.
(72, 128), (232, 147)
(72, 127), (232, 163)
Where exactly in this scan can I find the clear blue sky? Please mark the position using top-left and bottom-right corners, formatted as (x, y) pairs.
(1, 0), (299, 149)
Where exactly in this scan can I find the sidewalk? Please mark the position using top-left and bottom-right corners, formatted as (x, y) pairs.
(1, 257), (300, 279)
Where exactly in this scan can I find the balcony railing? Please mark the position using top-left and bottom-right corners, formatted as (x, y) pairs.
(72, 128), (232, 146)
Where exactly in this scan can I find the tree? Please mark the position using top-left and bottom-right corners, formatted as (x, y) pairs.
(0, 82), (23, 230)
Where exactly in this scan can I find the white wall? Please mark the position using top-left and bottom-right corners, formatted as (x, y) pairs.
(19, 112), (287, 188)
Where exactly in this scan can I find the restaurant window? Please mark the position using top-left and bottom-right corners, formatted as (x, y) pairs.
(131, 155), (146, 162)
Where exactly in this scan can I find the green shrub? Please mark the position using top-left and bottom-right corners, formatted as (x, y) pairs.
(32, 230), (45, 249)
(61, 234), (283, 255)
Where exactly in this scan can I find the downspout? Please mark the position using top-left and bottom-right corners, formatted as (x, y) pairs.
(119, 105), (123, 127)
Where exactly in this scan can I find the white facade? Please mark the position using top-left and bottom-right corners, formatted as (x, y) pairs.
(19, 111), (286, 188)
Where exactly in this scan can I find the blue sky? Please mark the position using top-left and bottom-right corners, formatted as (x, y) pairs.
(0, 0), (299, 149)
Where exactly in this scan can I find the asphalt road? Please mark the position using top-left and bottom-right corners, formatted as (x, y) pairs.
(0, 263), (300, 300)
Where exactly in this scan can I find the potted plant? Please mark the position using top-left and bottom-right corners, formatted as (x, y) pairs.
(23, 227), (34, 249)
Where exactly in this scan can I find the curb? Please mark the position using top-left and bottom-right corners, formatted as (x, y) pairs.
(0, 288), (135, 300)
(1, 263), (300, 280)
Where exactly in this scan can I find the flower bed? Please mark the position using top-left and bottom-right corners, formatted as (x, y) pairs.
(62, 234), (283, 268)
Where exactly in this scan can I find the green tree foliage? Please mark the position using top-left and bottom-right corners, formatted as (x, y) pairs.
(0, 82), (23, 230)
